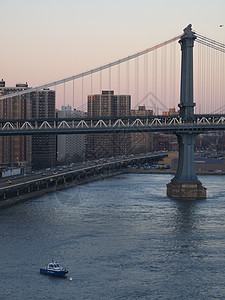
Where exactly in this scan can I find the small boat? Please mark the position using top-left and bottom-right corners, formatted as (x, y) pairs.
(40, 261), (68, 277)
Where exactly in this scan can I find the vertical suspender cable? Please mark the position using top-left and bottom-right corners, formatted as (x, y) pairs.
(197, 42), (200, 114)
(200, 43), (203, 114)
(63, 80), (65, 106)
(135, 57), (139, 108)
(204, 44), (208, 113)
(100, 68), (102, 93)
(153, 49), (157, 114)
(216, 48), (220, 113)
(218, 49), (221, 111)
(210, 46), (213, 113)
(220, 49), (224, 111)
(212, 46), (214, 113)
(171, 41), (176, 110)
(195, 42), (198, 113)
(203, 43), (206, 113)
(117, 63), (120, 115)
(144, 53), (148, 106)
(215, 45), (218, 113)
(117, 63), (120, 94)
(220, 47), (224, 113)
(82, 76), (84, 109)
(221, 47), (224, 113)
(72, 79), (74, 110)
(213, 48), (217, 114)
(91, 71), (93, 96)
(109, 64), (111, 92)
(202, 43), (205, 114)
(126, 61), (130, 98)
(163, 45), (166, 111)
(54, 83), (57, 109)
(170, 42), (173, 107)
(109, 65), (111, 115)
(211, 50), (216, 111)
(206, 42), (210, 113)
(160, 47), (163, 113)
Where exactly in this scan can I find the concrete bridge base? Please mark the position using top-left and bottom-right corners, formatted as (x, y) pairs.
(167, 178), (206, 200)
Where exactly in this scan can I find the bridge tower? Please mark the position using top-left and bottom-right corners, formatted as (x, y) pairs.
(167, 24), (206, 199)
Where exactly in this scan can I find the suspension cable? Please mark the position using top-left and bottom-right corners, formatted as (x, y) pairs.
(196, 33), (225, 49)
(0, 35), (181, 100)
(196, 33), (225, 53)
(196, 39), (225, 53)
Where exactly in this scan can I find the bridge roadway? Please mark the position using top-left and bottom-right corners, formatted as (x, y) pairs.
(1, 115), (225, 135)
(0, 152), (168, 207)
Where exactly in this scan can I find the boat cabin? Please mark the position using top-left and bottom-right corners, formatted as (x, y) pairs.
(48, 262), (62, 269)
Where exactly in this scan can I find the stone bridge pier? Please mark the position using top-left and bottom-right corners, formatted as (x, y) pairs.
(167, 132), (206, 199)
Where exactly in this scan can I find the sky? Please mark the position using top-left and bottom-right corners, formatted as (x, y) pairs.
(1, 0), (225, 109)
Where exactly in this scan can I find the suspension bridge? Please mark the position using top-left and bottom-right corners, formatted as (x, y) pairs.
(0, 24), (225, 199)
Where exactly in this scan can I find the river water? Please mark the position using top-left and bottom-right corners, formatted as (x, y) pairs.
(1, 173), (225, 299)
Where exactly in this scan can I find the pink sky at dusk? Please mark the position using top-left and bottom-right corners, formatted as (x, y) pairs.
(1, 0), (225, 111)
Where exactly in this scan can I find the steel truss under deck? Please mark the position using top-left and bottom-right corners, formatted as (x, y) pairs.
(0, 115), (225, 135)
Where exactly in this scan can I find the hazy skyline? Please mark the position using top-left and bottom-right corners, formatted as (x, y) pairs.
(1, 0), (225, 111)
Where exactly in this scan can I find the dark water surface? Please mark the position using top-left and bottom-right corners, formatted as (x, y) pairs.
(1, 174), (225, 299)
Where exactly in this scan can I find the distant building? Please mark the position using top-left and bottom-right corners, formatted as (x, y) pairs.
(131, 105), (153, 117)
(163, 107), (179, 116)
(130, 106), (179, 154)
(57, 106), (85, 163)
(152, 133), (178, 152)
(87, 91), (131, 159)
(130, 105), (154, 154)
(171, 154), (225, 172)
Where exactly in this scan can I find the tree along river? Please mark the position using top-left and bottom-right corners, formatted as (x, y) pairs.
(1, 173), (225, 299)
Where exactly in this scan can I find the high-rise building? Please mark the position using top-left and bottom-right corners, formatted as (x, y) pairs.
(0, 80), (56, 170)
(31, 88), (56, 170)
(57, 105), (85, 163)
(87, 91), (131, 159)
(0, 80), (32, 170)
(88, 90), (130, 117)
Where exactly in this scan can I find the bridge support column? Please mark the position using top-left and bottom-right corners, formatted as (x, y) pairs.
(167, 133), (206, 199)
(167, 24), (206, 200)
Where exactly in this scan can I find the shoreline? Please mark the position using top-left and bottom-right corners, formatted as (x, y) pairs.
(0, 171), (124, 208)
(128, 169), (225, 175)
(0, 169), (224, 208)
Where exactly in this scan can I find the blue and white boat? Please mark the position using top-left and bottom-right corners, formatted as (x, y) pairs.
(40, 261), (68, 277)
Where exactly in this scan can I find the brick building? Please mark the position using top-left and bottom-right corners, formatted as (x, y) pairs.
(0, 80), (32, 170)
(87, 91), (131, 159)
(31, 88), (56, 169)
(0, 80), (56, 170)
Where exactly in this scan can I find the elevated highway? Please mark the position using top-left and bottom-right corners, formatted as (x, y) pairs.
(0, 152), (168, 207)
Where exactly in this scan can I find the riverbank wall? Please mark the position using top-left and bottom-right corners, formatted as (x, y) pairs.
(0, 171), (125, 208)
(0, 168), (224, 208)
